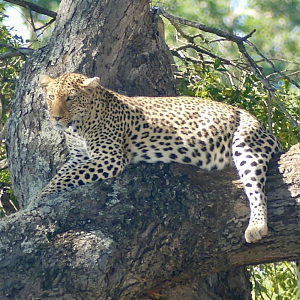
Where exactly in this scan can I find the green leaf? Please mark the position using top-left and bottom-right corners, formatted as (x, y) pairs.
(214, 58), (221, 69)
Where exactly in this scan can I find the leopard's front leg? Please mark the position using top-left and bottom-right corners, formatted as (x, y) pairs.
(37, 150), (127, 200)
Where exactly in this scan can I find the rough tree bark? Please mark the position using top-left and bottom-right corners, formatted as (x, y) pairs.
(2, 0), (300, 299)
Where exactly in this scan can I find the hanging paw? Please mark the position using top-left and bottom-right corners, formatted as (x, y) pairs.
(244, 222), (268, 243)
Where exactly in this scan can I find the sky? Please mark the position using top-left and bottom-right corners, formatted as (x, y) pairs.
(230, 0), (248, 11)
(3, 5), (30, 43)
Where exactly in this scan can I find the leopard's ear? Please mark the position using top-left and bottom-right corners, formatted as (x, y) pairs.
(82, 77), (101, 90)
(40, 75), (54, 91)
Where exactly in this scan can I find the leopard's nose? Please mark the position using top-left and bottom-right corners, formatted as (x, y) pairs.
(53, 116), (63, 121)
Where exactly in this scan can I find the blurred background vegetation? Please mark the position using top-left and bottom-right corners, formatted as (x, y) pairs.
(1, 0), (300, 299)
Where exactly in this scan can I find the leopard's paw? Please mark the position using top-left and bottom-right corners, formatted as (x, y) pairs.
(245, 222), (268, 243)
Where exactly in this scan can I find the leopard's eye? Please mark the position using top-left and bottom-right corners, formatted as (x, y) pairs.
(48, 95), (55, 100)
(66, 95), (76, 101)
(66, 89), (77, 101)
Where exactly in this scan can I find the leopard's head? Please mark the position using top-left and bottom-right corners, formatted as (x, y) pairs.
(40, 73), (100, 130)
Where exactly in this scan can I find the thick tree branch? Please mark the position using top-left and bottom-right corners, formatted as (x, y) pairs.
(0, 145), (299, 299)
(3, 0), (57, 19)
(0, 45), (33, 60)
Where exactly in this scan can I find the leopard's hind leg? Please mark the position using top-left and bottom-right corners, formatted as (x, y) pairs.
(232, 121), (280, 243)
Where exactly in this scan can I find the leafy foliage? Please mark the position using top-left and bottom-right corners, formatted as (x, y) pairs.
(0, 7), (25, 215)
(175, 60), (300, 149)
(249, 262), (299, 300)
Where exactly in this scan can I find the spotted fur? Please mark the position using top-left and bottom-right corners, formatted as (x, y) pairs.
(39, 73), (280, 243)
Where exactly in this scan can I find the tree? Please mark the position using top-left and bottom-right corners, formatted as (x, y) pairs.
(1, 0), (300, 299)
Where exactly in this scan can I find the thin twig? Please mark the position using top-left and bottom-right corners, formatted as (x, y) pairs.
(267, 92), (273, 133)
(172, 43), (248, 71)
(34, 18), (56, 32)
(27, 4), (36, 32)
(170, 19), (206, 43)
(266, 69), (300, 79)
(159, 8), (256, 43)
(247, 40), (300, 89)
(171, 49), (202, 66)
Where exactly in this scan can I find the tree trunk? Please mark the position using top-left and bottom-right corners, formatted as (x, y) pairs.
(3, 0), (300, 299)
(7, 0), (176, 209)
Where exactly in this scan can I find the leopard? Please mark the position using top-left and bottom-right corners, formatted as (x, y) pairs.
(39, 72), (280, 244)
